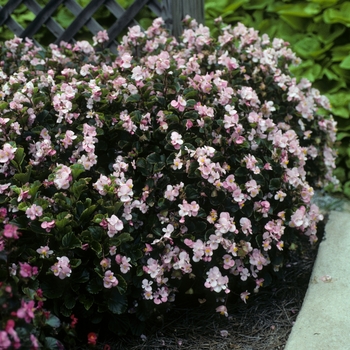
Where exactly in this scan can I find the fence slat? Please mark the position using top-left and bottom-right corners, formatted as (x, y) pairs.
(147, 0), (162, 18)
(106, 0), (150, 47)
(0, 0), (206, 49)
(23, 0), (65, 39)
(0, 0), (22, 27)
(0, 6), (24, 36)
(55, 0), (106, 44)
(21, 0), (64, 39)
(165, 0), (205, 38)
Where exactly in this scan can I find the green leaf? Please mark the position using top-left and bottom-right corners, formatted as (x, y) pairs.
(108, 288), (128, 314)
(45, 337), (64, 349)
(269, 178), (281, 191)
(146, 152), (162, 164)
(323, 3), (350, 26)
(73, 269), (90, 283)
(88, 226), (105, 240)
(70, 163), (85, 180)
(62, 232), (82, 249)
(90, 240), (103, 256)
(70, 178), (90, 199)
(14, 147), (25, 167)
(79, 204), (97, 223)
(340, 55), (350, 69)
(87, 277), (103, 294)
(41, 278), (64, 298)
(78, 294), (94, 310)
(13, 166), (32, 184)
(126, 94), (141, 103)
(64, 292), (76, 309)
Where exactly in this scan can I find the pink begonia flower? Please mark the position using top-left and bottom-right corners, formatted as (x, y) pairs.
(0, 331), (11, 349)
(117, 179), (133, 202)
(53, 164), (72, 190)
(30, 334), (40, 349)
(100, 257), (111, 270)
(3, 223), (20, 239)
(240, 291), (250, 303)
(61, 130), (77, 148)
(17, 300), (35, 323)
(142, 279), (153, 300)
(240, 217), (252, 236)
(289, 206), (307, 228)
(178, 199), (199, 217)
(36, 245), (53, 258)
(204, 266), (229, 293)
(51, 256), (72, 279)
(170, 96), (186, 112)
(5, 319), (20, 347)
(93, 174), (112, 196)
(93, 30), (109, 45)
(0, 142), (17, 163)
(19, 262), (38, 278)
(25, 204), (43, 220)
(106, 214), (124, 237)
(170, 131), (183, 150)
(103, 270), (119, 288)
(119, 256), (132, 274)
(214, 212), (236, 235)
(222, 254), (235, 269)
(41, 220), (55, 232)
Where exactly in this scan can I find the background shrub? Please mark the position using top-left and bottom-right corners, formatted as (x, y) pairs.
(205, 0), (350, 195)
(0, 17), (337, 347)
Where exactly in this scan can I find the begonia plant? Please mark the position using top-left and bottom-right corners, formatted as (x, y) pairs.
(0, 16), (337, 347)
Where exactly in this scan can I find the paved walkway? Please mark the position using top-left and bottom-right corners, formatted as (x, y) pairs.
(285, 200), (350, 350)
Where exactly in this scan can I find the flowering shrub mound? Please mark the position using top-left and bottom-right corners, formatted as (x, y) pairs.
(0, 17), (337, 347)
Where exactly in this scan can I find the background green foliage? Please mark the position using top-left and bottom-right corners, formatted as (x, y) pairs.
(205, 0), (350, 196)
(0, 0), (348, 194)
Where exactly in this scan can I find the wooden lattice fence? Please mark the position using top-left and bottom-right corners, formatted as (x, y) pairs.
(0, 0), (204, 52)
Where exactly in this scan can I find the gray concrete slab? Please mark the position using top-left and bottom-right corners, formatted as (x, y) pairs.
(285, 207), (350, 350)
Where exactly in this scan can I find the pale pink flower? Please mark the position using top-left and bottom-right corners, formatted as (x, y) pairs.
(214, 212), (236, 235)
(53, 164), (72, 190)
(25, 204), (43, 220)
(93, 30), (109, 45)
(240, 291), (250, 303)
(106, 214), (124, 237)
(100, 258), (111, 270)
(216, 305), (228, 317)
(36, 245), (53, 258)
(170, 131), (183, 150)
(41, 220), (55, 232)
(240, 217), (252, 236)
(103, 270), (118, 288)
(51, 256), (71, 279)
(0, 143), (17, 163)
(170, 95), (186, 112)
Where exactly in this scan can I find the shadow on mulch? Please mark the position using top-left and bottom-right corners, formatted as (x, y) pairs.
(110, 220), (325, 350)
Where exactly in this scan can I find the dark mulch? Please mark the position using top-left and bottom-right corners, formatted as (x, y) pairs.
(109, 220), (325, 350)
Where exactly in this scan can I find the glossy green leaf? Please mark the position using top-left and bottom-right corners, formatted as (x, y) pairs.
(62, 232), (82, 249)
(86, 277), (103, 294)
(340, 55), (350, 69)
(108, 289), (128, 314)
(78, 294), (94, 311)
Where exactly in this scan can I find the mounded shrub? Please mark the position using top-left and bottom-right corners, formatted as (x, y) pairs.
(0, 17), (337, 347)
